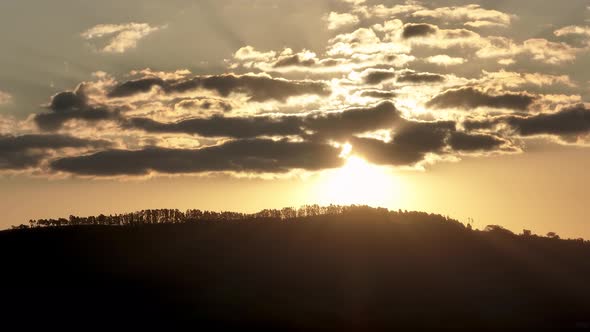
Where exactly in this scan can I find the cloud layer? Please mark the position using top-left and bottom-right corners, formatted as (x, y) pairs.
(2, 1), (589, 178)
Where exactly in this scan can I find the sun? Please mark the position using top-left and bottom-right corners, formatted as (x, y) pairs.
(315, 153), (401, 207)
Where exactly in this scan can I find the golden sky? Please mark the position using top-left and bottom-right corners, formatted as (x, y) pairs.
(0, 0), (589, 238)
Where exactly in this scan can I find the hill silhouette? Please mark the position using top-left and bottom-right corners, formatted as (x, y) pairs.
(2, 205), (590, 330)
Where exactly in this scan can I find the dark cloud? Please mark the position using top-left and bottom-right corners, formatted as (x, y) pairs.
(305, 101), (401, 139)
(0, 134), (111, 170)
(34, 85), (118, 131)
(505, 105), (590, 137)
(34, 108), (117, 131)
(108, 74), (331, 102)
(107, 77), (165, 98)
(318, 58), (342, 67)
(123, 115), (304, 139)
(50, 139), (344, 176)
(462, 105), (590, 141)
(124, 101), (400, 139)
(363, 70), (396, 85)
(402, 23), (437, 39)
(172, 97), (232, 112)
(462, 118), (498, 131)
(397, 71), (445, 83)
(359, 90), (397, 99)
(273, 55), (317, 68)
(202, 100), (232, 112)
(351, 120), (456, 166)
(448, 131), (506, 151)
(49, 89), (87, 111)
(393, 121), (456, 152)
(427, 87), (535, 111)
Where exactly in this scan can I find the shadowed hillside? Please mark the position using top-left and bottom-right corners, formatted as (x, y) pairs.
(2, 206), (590, 330)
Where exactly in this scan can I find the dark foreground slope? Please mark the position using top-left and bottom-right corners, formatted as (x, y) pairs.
(2, 210), (590, 330)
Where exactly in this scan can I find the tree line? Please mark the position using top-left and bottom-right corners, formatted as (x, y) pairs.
(12, 204), (585, 242)
(22, 205), (451, 228)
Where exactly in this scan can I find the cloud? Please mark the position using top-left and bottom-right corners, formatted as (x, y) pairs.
(358, 3), (425, 19)
(448, 132), (506, 151)
(427, 87), (535, 111)
(81, 23), (162, 53)
(463, 105), (590, 143)
(174, 98), (232, 112)
(554, 26), (590, 48)
(233, 46), (277, 62)
(327, 27), (410, 56)
(123, 115), (304, 139)
(273, 51), (318, 68)
(395, 23), (485, 50)
(125, 101), (400, 140)
(359, 90), (397, 99)
(34, 84), (118, 131)
(340, 0), (366, 5)
(402, 23), (437, 39)
(480, 70), (576, 89)
(273, 55), (314, 68)
(351, 120), (455, 166)
(230, 47), (350, 73)
(396, 70), (445, 84)
(50, 139), (344, 176)
(0, 134), (111, 170)
(505, 105), (590, 139)
(325, 12), (360, 30)
(413, 4), (513, 27)
(522, 39), (579, 65)
(464, 20), (508, 29)
(351, 118), (515, 166)
(0, 90), (12, 105)
(108, 73), (331, 102)
(304, 101), (400, 139)
(362, 69), (396, 84)
(425, 55), (466, 66)
(7, 3), (590, 178)
(554, 26), (590, 38)
(477, 37), (580, 65)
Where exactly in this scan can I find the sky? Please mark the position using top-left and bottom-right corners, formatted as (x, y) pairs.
(0, 0), (589, 238)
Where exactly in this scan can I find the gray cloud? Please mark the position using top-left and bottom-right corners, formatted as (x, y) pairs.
(448, 131), (506, 151)
(506, 105), (590, 138)
(123, 115), (304, 139)
(0, 134), (111, 170)
(352, 120), (456, 166)
(176, 98), (233, 112)
(50, 139), (344, 176)
(397, 71), (445, 83)
(108, 74), (331, 102)
(402, 23), (438, 39)
(463, 105), (590, 141)
(427, 87), (535, 111)
(359, 90), (397, 99)
(462, 118), (498, 131)
(34, 85), (119, 131)
(273, 55), (317, 68)
(124, 101), (400, 140)
(363, 69), (396, 85)
(305, 101), (401, 139)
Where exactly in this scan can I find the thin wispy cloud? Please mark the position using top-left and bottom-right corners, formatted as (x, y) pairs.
(81, 23), (163, 53)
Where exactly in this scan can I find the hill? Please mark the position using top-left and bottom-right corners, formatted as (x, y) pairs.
(2, 206), (590, 330)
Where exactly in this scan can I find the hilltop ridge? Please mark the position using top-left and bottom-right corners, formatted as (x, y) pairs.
(2, 206), (590, 330)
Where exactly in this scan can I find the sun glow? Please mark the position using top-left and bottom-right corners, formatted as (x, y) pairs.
(315, 154), (402, 207)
